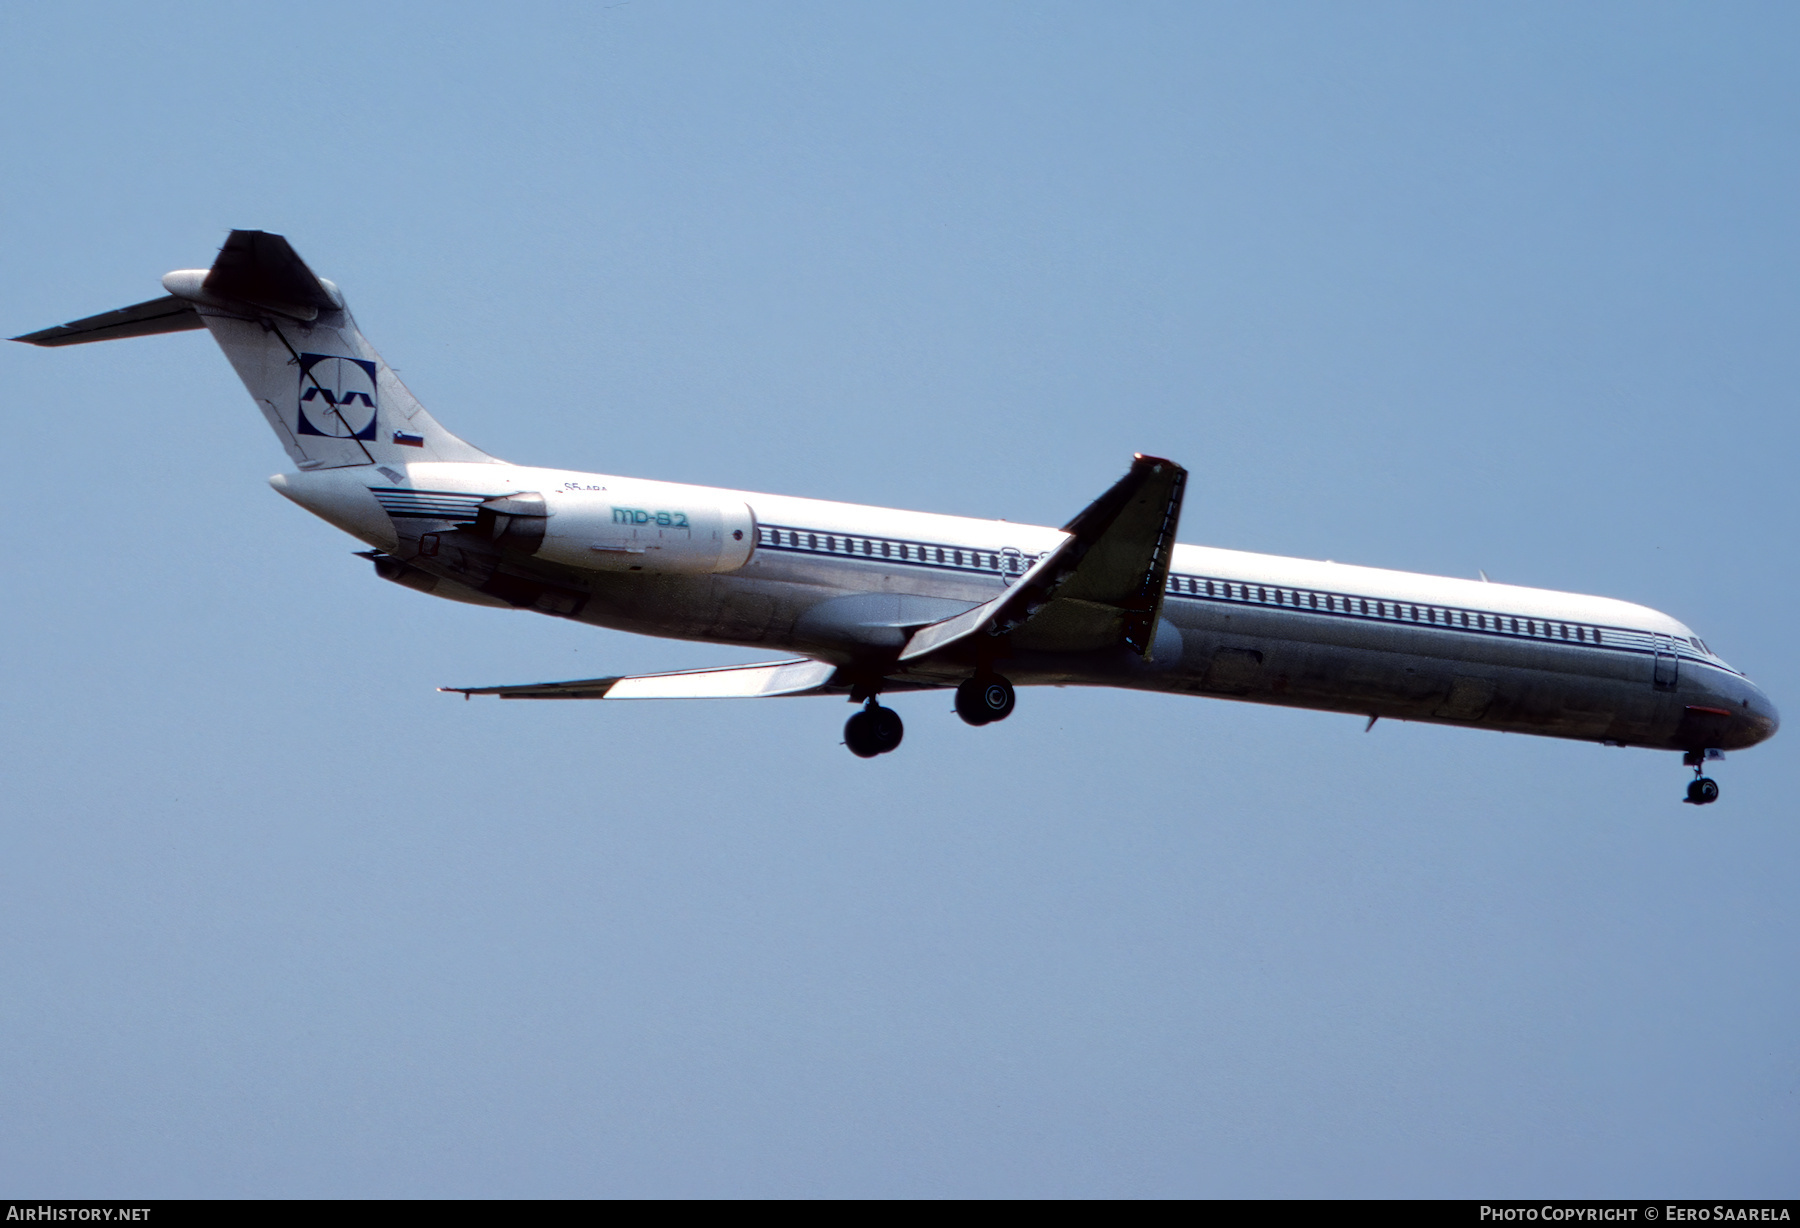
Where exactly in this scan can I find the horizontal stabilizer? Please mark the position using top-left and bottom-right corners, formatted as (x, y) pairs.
(13, 294), (203, 347)
(203, 229), (340, 320)
(443, 658), (840, 700)
(899, 453), (1186, 661)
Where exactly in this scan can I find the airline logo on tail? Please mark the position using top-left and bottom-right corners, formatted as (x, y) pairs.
(297, 353), (378, 440)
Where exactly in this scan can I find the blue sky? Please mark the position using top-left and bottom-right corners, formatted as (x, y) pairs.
(0, 1), (1795, 1196)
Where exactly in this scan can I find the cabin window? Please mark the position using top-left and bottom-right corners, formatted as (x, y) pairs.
(1594, 629), (1604, 644)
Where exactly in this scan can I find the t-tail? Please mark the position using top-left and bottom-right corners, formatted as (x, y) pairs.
(12, 230), (496, 470)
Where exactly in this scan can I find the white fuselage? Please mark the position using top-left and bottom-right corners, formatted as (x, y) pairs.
(274, 461), (1779, 754)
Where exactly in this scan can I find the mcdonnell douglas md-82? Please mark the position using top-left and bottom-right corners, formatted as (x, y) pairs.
(15, 232), (1778, 801)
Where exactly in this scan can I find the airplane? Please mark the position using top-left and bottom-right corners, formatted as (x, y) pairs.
(15, 231), (1778, 801)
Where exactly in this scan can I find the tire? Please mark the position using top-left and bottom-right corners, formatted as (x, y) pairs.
(871, 706), (904, 753)
(1687, 776), (1720, 805)
(978, 676), (1015, 722)
(955, 678), (993, 726)
(956, 675), (1015, 726)
(844, 710), (883, 758)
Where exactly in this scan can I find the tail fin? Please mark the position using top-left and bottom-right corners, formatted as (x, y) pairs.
(14, 230), (497, 471)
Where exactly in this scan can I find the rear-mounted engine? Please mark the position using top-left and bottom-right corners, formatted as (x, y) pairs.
(466, 484), (756, 574)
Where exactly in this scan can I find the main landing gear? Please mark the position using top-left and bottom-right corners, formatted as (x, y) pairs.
(1682, 749), (1721, 805)
(955, 674), (1015, 726)
(841, 674), (1016, 757)
(844, 698), (904, 758)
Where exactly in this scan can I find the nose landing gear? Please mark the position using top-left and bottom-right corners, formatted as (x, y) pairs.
(1682, 749), (1722, 805)
(955, 674), (1016, 726)
(844, 698), (904, 758)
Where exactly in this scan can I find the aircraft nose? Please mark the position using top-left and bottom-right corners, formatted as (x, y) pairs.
(1744, 682), (1780, 746)
(1722, 678), (1780, 750)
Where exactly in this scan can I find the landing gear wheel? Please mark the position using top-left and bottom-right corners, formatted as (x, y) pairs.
(1685, 776), (1720, 806)
(955, 675), (1015, 726)
(844, 710), (882, 758)
(844, 701), (904, 757)
(871, 704), (904, 753)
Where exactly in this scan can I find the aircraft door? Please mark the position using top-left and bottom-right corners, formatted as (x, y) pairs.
(1652, 633), (1679, 691)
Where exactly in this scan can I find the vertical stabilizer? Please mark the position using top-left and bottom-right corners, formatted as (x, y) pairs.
(16, 230), (498, 470)
(171, 231), (497, 470)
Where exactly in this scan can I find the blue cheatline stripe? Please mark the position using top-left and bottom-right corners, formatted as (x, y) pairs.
(751, 522), (1727, 672)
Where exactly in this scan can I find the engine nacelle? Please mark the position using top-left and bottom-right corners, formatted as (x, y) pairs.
(472, 481), (756, 574)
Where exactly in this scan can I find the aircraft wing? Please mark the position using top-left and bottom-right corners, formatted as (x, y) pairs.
(443, 657), (841, 700)
(900, 453), (1186, 662)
